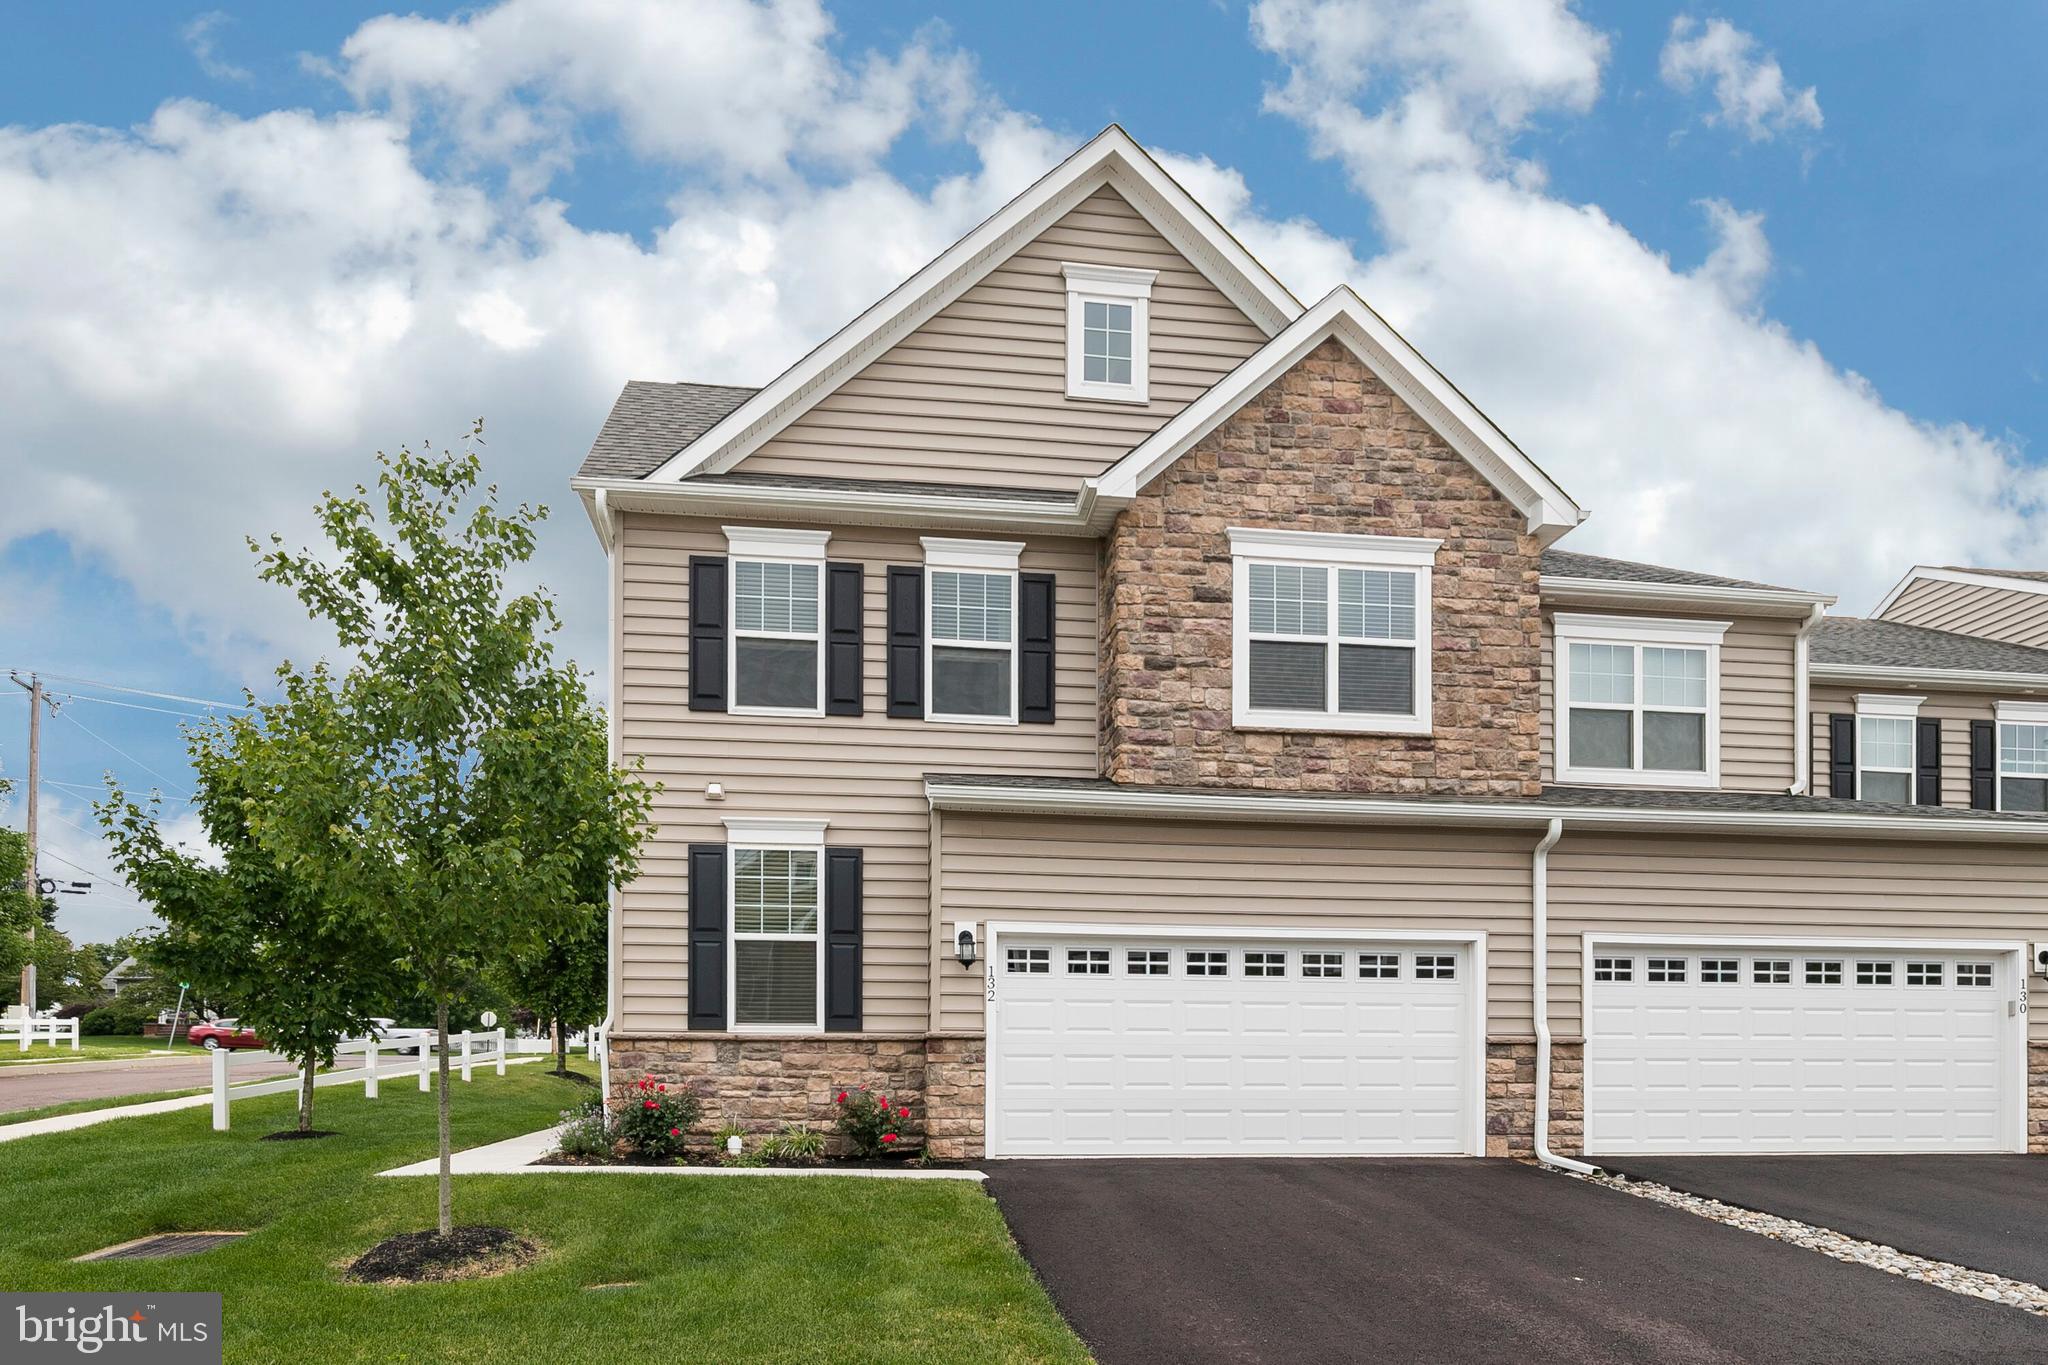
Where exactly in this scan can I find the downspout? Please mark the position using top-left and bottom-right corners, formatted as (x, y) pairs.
(1531, 818), (1597, 1175)
(596, 488), (619, 1102)
(1787, 601), (1826, 795)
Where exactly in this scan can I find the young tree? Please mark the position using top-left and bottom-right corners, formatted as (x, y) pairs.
(101, 668), (397, 1132)
(254, 432), (652, 1235)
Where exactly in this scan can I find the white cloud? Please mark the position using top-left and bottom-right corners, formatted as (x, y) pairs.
(1660, 15), (1823, 143)
(1247, 0), (2046, 606)
(182, 11), (252, 85)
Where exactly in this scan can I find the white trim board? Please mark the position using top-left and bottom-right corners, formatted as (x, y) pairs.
(1087, 287), (1585, 542)
(647, 125), (1302, 484)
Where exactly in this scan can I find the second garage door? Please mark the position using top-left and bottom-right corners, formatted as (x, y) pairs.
(1585, 943), (2022, 1155)
(988, 934), (1480, 1157)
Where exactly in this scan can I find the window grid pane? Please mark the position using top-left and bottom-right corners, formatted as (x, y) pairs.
(1641, 647), (1707, 708)
(1414, 954), (1456, 980)
(734, 560), (819, 635)
(1861, 716), (1915, 770)
(1700, 958), (1739, 983)
(1338, 569), (1416, 641)
(1066, 948), (1110, 975)
(1646, 957), (1686, 983)
(1126, 949), (1170, 976)
(1753, 958), (1791, 985)
(1805, 959), (1843, 985)
(1302, 951), (1345, 978)
(1592, 956), (1633, 983)
(1906, 961), (1943, 987)
(1568, 643), (1634, 705)
(1006, 947), (1048, 975)
(732, 849), (818, 935)
(1248, 563), (1329, 637)
(930, 571), (1013, 644)
(1082, 300), (1133, 386)
(1244, 951), (1287, 977)
(1358, 952), (1400, 979)
(1186, 950), (1228, 977)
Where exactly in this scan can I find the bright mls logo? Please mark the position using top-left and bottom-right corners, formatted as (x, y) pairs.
(4, 1295), (220, 1363)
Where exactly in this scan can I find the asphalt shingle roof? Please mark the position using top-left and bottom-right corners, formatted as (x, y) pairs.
(1539, 549), (1815, 595)
(1937, 566), (2048, 584)
(923, 771), (2046, 824)
(576, 381), (758, 480)
(1812, 617), (2048, 677)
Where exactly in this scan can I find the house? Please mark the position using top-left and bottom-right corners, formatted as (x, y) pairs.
(571, 126), (2048, 1162)
(98, 955), (149, 996)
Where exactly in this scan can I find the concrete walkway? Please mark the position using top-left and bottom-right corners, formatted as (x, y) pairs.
(376, 1125), (987, 1181)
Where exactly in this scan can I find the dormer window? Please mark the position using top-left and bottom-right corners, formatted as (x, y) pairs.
(1063, 262), (1155, 403)
(1228, 527), (1438, 736)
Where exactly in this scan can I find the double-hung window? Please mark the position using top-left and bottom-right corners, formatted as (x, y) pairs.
(1062, 262), (1155, 403)
(1229, 527), (1438, 735)
(1997, 701), (2048, 812)
(725, 527), (831, 715)
(923, 538), (1022, 724)
(725, 819), (825, 1031)
(1555, 614), (1725, 787)
(1855, 694), (1921, 804)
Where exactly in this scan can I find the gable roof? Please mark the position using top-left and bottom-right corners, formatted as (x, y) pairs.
(640, 125), (1303, 485)
(1539, 549), (1805, 594)
(578, 381), (757, 480)
(1811, 616), (2048, 683)
(1088, 287), (1585, 542)
(1872, 564), (2048, 618)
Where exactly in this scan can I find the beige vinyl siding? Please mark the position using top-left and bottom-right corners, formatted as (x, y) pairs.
(938, 815), (1537, 1035)
(735, 186), (1268, 492)
(1809, 684), (2000, 808)
(1541, 610), (1797, 792)
(614, 512), (1099, 1035)
(937, 812), (2048, 1046)
(1883, 578), (2048, 647)
(1547, 833), (2048, 1045)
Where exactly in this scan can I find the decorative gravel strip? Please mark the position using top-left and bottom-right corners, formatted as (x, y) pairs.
(1581, 1171), (2048, 1316)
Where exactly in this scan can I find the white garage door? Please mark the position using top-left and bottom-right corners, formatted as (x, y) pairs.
(1586, 945), (2021, 1155)
(988, 935), (1479, 1157)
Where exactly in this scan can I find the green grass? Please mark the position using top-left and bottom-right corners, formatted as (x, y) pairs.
(0, 1062), (1086, 1365)
(0, 1034), (174, 1064)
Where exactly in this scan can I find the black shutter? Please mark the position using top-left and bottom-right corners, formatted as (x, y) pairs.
(1915, 717), (1942, 805)
(688, 556), (728, 712)
(824, 848), (863, 1032)
(886, 566), (924, 718)
(1970, 720), (1997, 810)
(1019, 571), (1057, 725)
(1827, 713), (1855, 798)
(826, 561), (864, 717)
(687, 845), (728, 1030)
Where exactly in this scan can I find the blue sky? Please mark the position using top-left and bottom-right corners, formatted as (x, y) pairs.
(3, 0), (2045, 942)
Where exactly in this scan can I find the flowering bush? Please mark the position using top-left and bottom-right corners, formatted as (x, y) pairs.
(833, 1086), (909, 1158)
(617, 1074), (700, 1161)
(553, 1096), (617, 1160)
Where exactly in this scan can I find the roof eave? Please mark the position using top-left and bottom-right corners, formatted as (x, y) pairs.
(1809, 662), (2048, 693)
(570, 475), (1093, 536)
(1540, 575), (1836, 618)
(924, 779), (2048, 842)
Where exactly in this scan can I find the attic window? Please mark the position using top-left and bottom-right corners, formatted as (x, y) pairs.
(1063, 262), (1156, 403)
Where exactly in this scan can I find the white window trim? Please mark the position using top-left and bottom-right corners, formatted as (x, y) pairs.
(1063, 262), (1155, 404)
(724, 526), (831, 719)
(1854, 693), (1923, 803)
(1228, 526), (1439, 736)
(1554, 612), (1728, 789)
(1993, 699), (2048, 813)
(922, 537), (1024, 726)
(723, 817), (827, 1034)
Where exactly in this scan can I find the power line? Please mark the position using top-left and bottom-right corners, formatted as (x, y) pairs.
(54, 693), (223, 721)
(53, 710), (194, 802)
(1, 671), (253, 712)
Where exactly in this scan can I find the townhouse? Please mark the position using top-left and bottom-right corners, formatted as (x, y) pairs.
(572, 127), (2048, 1162)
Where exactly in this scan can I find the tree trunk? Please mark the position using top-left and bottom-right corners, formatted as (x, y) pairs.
(297, 1051), (316, 1132)
(553, 1008), (567, 1077)
(435, 997), (452, 1237)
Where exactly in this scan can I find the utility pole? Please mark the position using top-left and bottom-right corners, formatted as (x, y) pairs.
(8, 672), (53, 1013)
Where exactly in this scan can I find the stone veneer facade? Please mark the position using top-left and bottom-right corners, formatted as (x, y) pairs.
(1098, 337), (1545, 796)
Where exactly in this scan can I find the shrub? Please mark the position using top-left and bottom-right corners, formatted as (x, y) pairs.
(833, 1086), (909, 1158)
(617, 1074), (699, 1161)
(553, 1097), (616, 1161)
(54, 998), (108, 1021)
(80, 999), (155, 1036)
(759, 1122), (826, 1166)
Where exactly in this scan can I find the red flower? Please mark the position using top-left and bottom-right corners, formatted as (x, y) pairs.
(657, 1084), (666, 1092)
(644, 1099), (657, 1110)
(898, 1107), (909, 1119)
(876, 1096), (887, 1109)
(669, 1127), (681, 1137)
(836, 1091), (846, 1104)
(881, 1133), (898, 1144)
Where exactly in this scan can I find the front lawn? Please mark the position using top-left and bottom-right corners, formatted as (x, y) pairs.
(0, 1063), (1085, 1364)
(0, 1034), (172, 1064)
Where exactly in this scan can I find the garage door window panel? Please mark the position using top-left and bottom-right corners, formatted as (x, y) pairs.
(1302, 952), (1344, 978)
(1805, 960), (1843, 986)
(1906, 961), (1944, 987)
(1856, 961), (1895, 986)
(1414, 954), (1456, 981)
(1245, 951), (1287, 978)
(1007, 947), (1049, 974)
(1593, 956), (1633, 983)
(1358, 952), (1400, 979)
(1646, 957), (1687, 983)
(1127, 950), (1170, 976)
(1186, 950), (1228, 977)
(1958, 963), (1993, 987)
(1067, 948), (1109, 975)
(1556, 614), (1727, 788)
(1754, 958), (1791, 985)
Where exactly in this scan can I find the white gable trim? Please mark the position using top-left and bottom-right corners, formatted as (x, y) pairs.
(646, 126), (1303, 484)
(1872, 565), (2048, 619)
(1086, 288), (1585, 543)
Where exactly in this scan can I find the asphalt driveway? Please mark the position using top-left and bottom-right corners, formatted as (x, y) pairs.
(985, 1158), (2048, 1364)
(1606, 1155), (2048, 1287)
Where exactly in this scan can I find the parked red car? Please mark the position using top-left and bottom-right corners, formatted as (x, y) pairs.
(186, 1020), (266, 1051)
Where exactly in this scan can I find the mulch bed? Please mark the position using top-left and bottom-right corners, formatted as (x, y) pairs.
(345, 1226), (540, 1284)
(533, 1149), (973, 1171)
(261, 1129), (339, 1142)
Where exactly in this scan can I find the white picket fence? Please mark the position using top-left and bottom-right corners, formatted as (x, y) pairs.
(1, 1016), (80, 1052)
(209, 1028), (509, 1132)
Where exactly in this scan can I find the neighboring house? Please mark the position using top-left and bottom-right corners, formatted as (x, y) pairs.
(572, 127), (2048, 1162)
(98, 955), (149, 996)
(1873, 565), (2048, 650)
